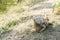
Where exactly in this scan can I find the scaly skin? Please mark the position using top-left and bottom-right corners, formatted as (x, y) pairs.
(33, 15), (49, 33)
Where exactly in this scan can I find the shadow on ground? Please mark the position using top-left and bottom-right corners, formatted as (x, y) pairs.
(30, 0), (47, 6)
(32, 3), (53, 10)
(1, 22), (60, 40)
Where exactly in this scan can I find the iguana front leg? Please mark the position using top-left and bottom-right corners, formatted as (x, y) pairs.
(39, 25), (46, 32)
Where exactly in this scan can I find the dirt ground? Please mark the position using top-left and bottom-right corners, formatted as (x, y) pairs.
(1, 0), (60, 40)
